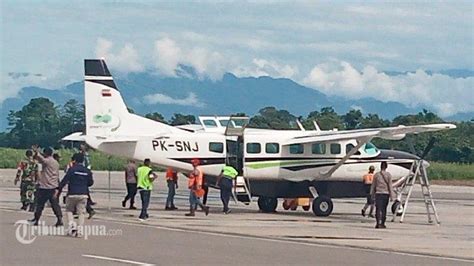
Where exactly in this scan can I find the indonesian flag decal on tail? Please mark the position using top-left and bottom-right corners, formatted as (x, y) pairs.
(102, 89), (112, 97)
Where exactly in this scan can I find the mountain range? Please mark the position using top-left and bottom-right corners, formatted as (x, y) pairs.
(1, 68), (473, 131)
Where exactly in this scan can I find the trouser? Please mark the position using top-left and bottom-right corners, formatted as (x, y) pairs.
(124, 183), (137, 207)
(34, 188), (62, 221)
(362, 184), (374, 214)
(86, 193), (94, 214)
(375, 194), (389, 226)
(139, 190), (151, 219)
(220, 178), (233, 212)
(202, 185), (209, 205)
(189, 191), (205, 210)
(166, 180), (176, 208)
(66, 195), (88, 232)
(20, 181), (35, 205)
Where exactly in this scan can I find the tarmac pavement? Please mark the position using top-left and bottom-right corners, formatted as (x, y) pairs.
(0, 169), (473, 265)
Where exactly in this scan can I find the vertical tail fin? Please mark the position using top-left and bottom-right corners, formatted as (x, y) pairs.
(84, 59), (181, 137)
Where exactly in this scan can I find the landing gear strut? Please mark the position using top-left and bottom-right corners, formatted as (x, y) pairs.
(258, 196), (278, 213)
(312, 196), (333, 217)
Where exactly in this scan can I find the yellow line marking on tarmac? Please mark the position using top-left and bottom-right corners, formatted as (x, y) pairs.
(82, 254), (154, 266)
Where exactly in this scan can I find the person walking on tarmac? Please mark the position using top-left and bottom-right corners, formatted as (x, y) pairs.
(217, 164), (238, 214)
(165, 167), (178, 210)
(14, 150), (38, 212)
(56, 153), (93, 238)
(137, 159), (156, 221)
(185, 159), (209, 217)
(122, 160), (138, 209)
(361, 165), (375, 218)
(29, 145), (63, 226)
(370, 161), (395, 229)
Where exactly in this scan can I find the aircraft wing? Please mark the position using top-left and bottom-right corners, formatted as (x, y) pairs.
(282, 123), (456, 145)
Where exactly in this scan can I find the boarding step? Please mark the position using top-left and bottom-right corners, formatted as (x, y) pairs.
(233, 176), (252, 204)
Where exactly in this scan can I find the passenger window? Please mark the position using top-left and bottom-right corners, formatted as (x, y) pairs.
(247, 143), (261, 154)
(346, 144), (361, 155)
(330, 143), (341, 154)
(203, 119), (218, 128)
(289, 144), (304, 154)
(265, 143), (280, 154)
(209, 142), (223, 153)
(312, 143), (326, 154)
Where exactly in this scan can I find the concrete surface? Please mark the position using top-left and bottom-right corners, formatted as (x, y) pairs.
(0, 169), (473, 265)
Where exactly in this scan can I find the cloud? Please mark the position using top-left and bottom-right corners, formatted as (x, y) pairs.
(232, 58), (298, 79)
(1, 65), (74, 105)
(303, 61), (474, 117)
(152, 37), (227, 80)
(153, 37), (181, 77)
(95, 38), (143, 72)
(143, 92), (205, 107)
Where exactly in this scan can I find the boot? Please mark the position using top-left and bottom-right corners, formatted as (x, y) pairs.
(185, 207), (195, 217)
(203, 206), (209, 216)
(55, 217), (64, 227)
(21, 203), (27, 210)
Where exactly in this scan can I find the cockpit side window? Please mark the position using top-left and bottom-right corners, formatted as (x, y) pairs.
(364, 142), (378, 155)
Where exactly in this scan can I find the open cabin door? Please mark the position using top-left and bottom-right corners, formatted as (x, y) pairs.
(224, 116), (252, 204)
(224, 116), (249, 174)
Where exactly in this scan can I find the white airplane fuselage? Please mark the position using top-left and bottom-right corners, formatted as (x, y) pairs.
(65, 59), (454, 216)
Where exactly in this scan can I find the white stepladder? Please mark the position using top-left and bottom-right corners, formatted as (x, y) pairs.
(232, 176), (253, 205)
(392, 159), (440, 225)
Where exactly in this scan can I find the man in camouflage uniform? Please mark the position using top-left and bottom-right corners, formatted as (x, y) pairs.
(14, 150), (38, 212)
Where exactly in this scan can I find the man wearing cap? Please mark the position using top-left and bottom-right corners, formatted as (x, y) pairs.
(361, 165), (375, 218)
(185, 159), (209, 217)
(29, 145), (63, 226)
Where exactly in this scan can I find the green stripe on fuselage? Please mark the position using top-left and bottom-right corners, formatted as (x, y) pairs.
(246, 160), (330, 169)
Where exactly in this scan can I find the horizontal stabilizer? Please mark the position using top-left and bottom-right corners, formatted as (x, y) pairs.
(62, 132), (86, 141)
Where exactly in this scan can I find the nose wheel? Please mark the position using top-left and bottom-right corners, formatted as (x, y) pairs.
(312, 196), (333, 216)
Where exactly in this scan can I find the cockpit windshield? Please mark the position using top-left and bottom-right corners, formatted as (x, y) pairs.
(364, 142), (378, 155)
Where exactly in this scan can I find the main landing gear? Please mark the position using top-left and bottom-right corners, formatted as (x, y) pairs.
(312, 196), (333, 217)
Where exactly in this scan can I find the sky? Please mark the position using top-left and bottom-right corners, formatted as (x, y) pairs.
(1, 1), (473, 117)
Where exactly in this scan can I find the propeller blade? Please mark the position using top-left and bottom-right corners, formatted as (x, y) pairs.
(420, 137), (436, 159)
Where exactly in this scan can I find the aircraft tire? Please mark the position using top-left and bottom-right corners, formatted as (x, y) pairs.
(258, 196), (278, 213)
(302, 205), (310, 211)
(312, 196), (333, 216)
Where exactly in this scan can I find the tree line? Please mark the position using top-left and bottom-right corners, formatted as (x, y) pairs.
(1, 97), (472, 163)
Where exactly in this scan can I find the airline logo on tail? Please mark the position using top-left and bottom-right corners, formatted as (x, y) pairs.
(91, 112), (121, 132)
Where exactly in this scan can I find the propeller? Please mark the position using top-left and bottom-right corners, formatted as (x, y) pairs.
(406, 135), (436, 160)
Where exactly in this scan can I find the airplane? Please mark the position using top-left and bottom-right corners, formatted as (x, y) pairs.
(63, 59), (456, 217)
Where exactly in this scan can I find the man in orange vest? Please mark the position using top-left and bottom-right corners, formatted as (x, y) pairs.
(361, 165), (375, 217)
(185, 159), (209, 217)
(165, 167), (178, 210)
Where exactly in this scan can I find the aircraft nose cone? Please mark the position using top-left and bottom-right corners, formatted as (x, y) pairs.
(379, 149), (420, 160)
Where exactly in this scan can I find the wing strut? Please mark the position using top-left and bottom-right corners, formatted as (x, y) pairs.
(320, 136), (373, 178)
